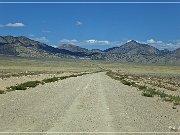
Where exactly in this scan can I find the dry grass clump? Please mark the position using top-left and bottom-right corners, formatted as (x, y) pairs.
(106, 71), (180, 106)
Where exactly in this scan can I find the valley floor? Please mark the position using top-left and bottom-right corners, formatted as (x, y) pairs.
(0, 72), (179, 134)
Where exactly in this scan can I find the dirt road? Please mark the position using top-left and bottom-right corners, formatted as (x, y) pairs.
(0, 72), (179, 134)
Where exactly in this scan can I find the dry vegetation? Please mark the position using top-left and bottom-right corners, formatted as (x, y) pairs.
(0, 56), (102, 93)
(106, 70), (180, 106)
(6, 72), (92, 92)
(0, 56), (100, 78)
(1, 56), (180, 107)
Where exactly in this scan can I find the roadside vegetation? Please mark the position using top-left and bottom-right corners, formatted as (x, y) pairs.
(106, 71), (180, 106)
(5, 72), (92, 93)
(0, 57), (105, 94)
(7, 81), (42, 91)
(0, 90), (6, 94)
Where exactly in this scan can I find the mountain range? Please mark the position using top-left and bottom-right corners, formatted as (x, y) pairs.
(0, 36), (179, 65)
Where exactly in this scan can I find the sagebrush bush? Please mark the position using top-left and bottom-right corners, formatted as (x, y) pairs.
(7, 81), (41, 90)
(0, 90), (6, 94)
(142, 91), (154, 97)
(42, 77), (59, 83)
(121, 80), (132, 86)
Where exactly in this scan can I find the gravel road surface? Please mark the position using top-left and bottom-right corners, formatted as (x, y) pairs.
(0, 72), (179, 134)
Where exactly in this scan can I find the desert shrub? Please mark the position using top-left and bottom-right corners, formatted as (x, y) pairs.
(42, 77), (59, 83)
(7, 81), (41, 90)
(121, 80), (132, 86)
(5, 72), (90, 92)
(22, 81), (41, 88)
(60, 76), (69, 80)
(113, 76), (121, 80)
(68, 74), (77, 77)
(146, 88), (157, 95)
(0, 90), (6, 94)
(171, 96), (180, 105)
(138, 85), (147, 90)
(142, 91), (154, 97)
(120, 76), (125, 80)
(156, 90), (167, 98)
(163, 97), (173, 102)
(8, 85), (27, 90)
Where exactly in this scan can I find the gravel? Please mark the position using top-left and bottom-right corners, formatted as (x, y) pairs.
(0, 72), (179, 134)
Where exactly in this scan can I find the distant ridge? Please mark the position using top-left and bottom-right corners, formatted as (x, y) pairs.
(0, 36), (92, 58)
(93, 40), (179, 64)
(0, 36), (179, 65)
(58, 44), (89, 53)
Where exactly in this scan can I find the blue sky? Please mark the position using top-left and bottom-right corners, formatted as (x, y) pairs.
(0, 2), (180, 50)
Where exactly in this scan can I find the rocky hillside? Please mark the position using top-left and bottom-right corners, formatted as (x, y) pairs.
(105, 40), (161, 55)
(92, 40), (179, 64)
(0, 36), (91, 58)
(0, 36), (179, 64)
(172, 48), (180, 58)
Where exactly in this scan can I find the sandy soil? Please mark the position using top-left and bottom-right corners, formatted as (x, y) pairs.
(0, 72), (179, 134)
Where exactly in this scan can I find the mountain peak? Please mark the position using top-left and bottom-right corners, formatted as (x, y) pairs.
(127, 40), (139, 44)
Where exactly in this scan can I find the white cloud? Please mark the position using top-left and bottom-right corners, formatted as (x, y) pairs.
(86, 39), (110, 44)
(147, 39), (163, 44)
(86, 39), (96, 44)
(60, 39), (78, 43)
(0, 22), (25, 28)
(157, 41), (163, 43)
(147, 39), (156, 44)
(34, 37), (49, 43)
(5, 22), (25, 27)
(59, 39), (117, 46)
(76, 21), (83, 26)
(146, 38), (180, 50)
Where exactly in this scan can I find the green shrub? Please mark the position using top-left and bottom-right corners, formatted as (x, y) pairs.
(120, 76), (125, 80)
(156, 91), (167, 98)
(163, 97), (173, 102)
(60, 76), (69, 80)
(171, 96), (180, 105)
(142, 91), (154, 97)
(7, 81), (41, 90)
(146, 88), (157, 95)
(6, 72), (90, 92)
(9, 85), (27, 90)
(121, 80), (132, 86)
(0, 90), (6, 94)
(69, 74), (78, 77)
(113, 76), (120, 80)
(138, 85), (147, 90)
(23, 81), (41, 88)
(42, 77), (59, 83)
